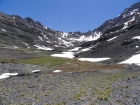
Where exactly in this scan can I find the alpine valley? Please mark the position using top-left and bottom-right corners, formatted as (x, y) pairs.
(0, 2), (140, 105)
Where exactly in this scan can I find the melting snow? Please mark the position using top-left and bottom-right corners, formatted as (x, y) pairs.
(132, 36), (140, 40)
(53, 70), (62, 73)
(38, 36), (43, 41)
(13, 46), (18, 49)
(2, 29), (6, 32)
(80, 48), (91, 52)
(34, 45), (53, 51)
(43, 26), (48, 29)
(68, 47), (81, 51)
(32, 70), (41, 73)
(54, 45), (60, 47)
(78, 58), (110, 62)
(46, 40), (52, 43)
(69, 31), (101, 42)
(136, 46), (139, 48)
(58, 38), (74, 47)
(22, 41), (30, 49)
(0, 73), (18, 79)
(107, 36), (117, 41)
(44, 35), (48, 39)
(62, 32), (68, 38)
(123, 17), (135, 29)
(130, 9), (140, 15)
(119, 53), (140, 65)
(51, 52), (74, 59)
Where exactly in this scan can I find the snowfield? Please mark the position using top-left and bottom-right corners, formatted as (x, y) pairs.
(34, 45), (53, 51)
(68, 47), (81, 51)
(51, 52), (74, 59)
(119, 53), (140, 65)
(78, 58), (110, 62)
(0, 73), (18, 79)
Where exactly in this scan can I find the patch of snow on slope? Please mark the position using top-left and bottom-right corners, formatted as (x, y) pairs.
(130, 9), (140, 15)
(51, 52), (74, 59)
(58, 38), (74, 47)
(107, 36), (117, 41)
(38, 36), (43, 41)
(62, 32), (68, 38)
(78, 58), (110, 62)
(22, 41), (30, 49)
(0, 73), (18, 79)
(43, 26), (48, 29)
(119, 53), (140, 65)
(136, 46), (139, 48)
(34, 45), (53, 51)
(43, 35), (48, 39)
(77, 43), (100, 53)
(32, 70), (41, 73)
(13, 46), (18, 49)
(2, 29), (6, 32)
(69, 32), (101, 42)
(123, 16), (135, 29)
(54, 45), (59, 47)
(132, 36), (140, 40)
(80, 48), (91, 52)
(68, 47), (81, 51)
(46, 40), (52, 43)
(53, 70), (62, 73)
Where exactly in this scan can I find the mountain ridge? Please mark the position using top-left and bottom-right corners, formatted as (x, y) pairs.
(0, 2), (140, 65)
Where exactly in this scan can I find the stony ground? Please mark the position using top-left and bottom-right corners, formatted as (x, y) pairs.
(0, 63), (140, 105)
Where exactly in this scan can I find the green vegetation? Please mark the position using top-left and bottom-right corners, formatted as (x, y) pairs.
(73, 93), (82, 100)
(54, 101), (66, 105)
(124, 94), (131, 98)
(18, 56), (68, 68)
(0, 56), (68, 68)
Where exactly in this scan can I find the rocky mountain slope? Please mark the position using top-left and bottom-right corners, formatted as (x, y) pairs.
(74, 2), (140, 64)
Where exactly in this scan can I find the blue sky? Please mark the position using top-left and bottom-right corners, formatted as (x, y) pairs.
(0, 0), (139, 32)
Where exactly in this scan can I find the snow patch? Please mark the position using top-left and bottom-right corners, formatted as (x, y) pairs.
(136, 46), (139, 48)
(44, 35), (48, 39)
(58, 38), (74, 47)
(34, 45), (53, 51)
(123, 17), (135, 29)
(132, 36), (140, 40)
(119, 53), (140, 65)
(62, 32), (68, 38)
(54, 45), (60, 47)
(130, 9), (140, 15)
(51, 52), (74, 59)
(69, 31), (101, 42)
(80, 48), (91, 52)
(32, 70), (41, 73)
(68, 47), (81, 51)
(0, 73), (18, 79)
(22, 41), (30, 49)
(46, 40), (52, 43)
(78, 58), (110, 62)
(43, 26), (48, 29)
(2, 29), (6, 32)
(53, 70), (62, 73)
(107, 36), (117, 41)
(13, 46), (18, 49)
(38, 36), (43, 41)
